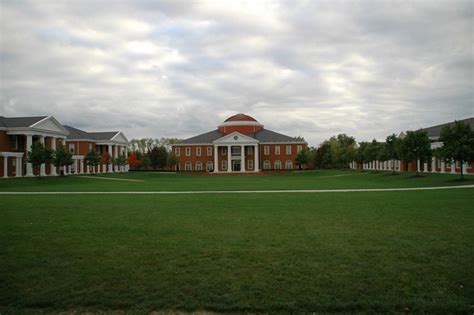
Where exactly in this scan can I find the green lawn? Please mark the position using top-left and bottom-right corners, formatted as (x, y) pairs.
(1, 171), (473, 313)
(0, 169), (472, 192)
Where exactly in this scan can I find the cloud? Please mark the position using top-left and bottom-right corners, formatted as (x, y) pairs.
(0, 0), (472, 146)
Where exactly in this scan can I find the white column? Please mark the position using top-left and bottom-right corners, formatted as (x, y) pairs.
(214, 145), (219, 173)
(96, 162), (101, 174)
(50, 137), (57, 176)
(63, 165), (68, 176)
(462, 162), (467, 174)
(254, 144), (259, 172)
(227, 145), (231, 172)
(79, 159), (84, 174)
(114, 145), (119, 172)
(451, 160), (456, 174)
(241, 145), (245, 172)
(16, 157), (22, 177)
(39, 136), (46, 176)
(431, 157), (437, 173)
(416, 159), (420, 173)
(3, 156), (7, 178)
(440, 161), (445, 173)
(124, 146), (129, 172)
(68, 164), (72, 174)
(108, 145), (113, 172)
(25, 135), (34, 177)
(423, 162), (428, 173)
(102, 164), (106, 173)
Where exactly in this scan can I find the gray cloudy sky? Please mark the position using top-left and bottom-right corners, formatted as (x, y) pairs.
(1, 0), (473, 146)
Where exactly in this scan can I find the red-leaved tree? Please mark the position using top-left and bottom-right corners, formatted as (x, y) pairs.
(101, 151), (111, 170)
(128, 153), (140, 168)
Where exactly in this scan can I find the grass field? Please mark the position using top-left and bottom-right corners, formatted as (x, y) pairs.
(1, 170), (473, 313)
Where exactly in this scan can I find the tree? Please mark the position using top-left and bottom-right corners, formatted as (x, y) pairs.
(52, 144), (73, 175)
(116, 153), (128, 171)
(295, 148), (311, 170)
(354, 142), (369, 170)
(399, 130), (432, 176)
(128, 153), (140, 169)
(314, 142), (332, 168)
(437, 121), (474, 180)
(84, 150), (101, 174)
(27, 142), (51, 178)
(101, 151), (111, 172)
(149, 146), (168, 170)
(167, 153), (179, 171)
(140, 156), (151, 170)
(329, 134), (357, 168)
(384, 134), (400, 173)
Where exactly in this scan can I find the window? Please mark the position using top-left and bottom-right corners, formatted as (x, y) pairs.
(247, 146), (253, 155)
(285, 160), (293, 170)
(195, 161), (203, 171)
(206, 161), (213, 171)
(175, 147), (180, 156)
(222, 160), (227, 171)
(221, 146), (227, 155)
(297, 145), (303, 153)
(248, 159), (254, 170)
(185, 162), (192, 171)
(196, 147), (201, 156)
(286, 145), (291, 155)
(231, 146), (241, 156)
(88, 143), (92, 151)
(275, 160), (282, 170)
(69, 143), (75, 154)
(264, 146), (270, 155)
(263, 160), (271, 170)
(275, 146), (281, 155)
(207, 147), (212, 156)
(185, 147), (191, 156)
(10, 136), (18, 150)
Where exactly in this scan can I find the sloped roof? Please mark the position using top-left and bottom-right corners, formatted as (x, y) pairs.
(0, 116), (47, 128)
(64, 125), (93, 140)
(422, 117), (474, 138)
(181, 130), (224, 144)
(88, 131), (119, 141)
(180, 128), (304, 144)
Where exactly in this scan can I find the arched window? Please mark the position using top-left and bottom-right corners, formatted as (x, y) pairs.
(263, 160), (271, 170)
(285, 160), (293, 170)
(206, 161), (213, 171)
(274, 160), (282, 170)
(185, 162), (192, 171)
(195, 161), (203, 171)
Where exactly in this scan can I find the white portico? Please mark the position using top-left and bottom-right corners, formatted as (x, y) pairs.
(212, 132), (259, 173)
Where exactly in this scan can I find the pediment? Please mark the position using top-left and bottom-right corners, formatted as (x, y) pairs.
(30, 116), (68, 135)
(213, 132), (258, 144)
(111, 131), (129, 143)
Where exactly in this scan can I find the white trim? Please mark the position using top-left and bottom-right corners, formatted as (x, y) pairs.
(212, 131), (259, 144)
(111, 131), (129, 143)
(29, 115), (70, 135)
(217, 120), (263, 128)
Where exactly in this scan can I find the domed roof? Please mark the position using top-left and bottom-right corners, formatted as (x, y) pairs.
(224, 113), (258, 123)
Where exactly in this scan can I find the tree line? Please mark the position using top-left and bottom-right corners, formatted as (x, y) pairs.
(295, 120), (474, 179)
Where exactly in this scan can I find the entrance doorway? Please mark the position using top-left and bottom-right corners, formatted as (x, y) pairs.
(232, 160), (241, 172)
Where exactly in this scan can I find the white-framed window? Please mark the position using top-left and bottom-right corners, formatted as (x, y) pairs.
(285, 160), (293, 170)
(11, 135), (18, 150)
(264, 146), (270, 155)
(275, 146), (281, 155)
(263, 160), (271, 170)
(69, 143), (75, 154)
(222, 160), (227, 171)
(88, 143), (92, 151)
(248, 159), (254, 170)
(195, 161), (203, 171)
(247, 146), (254, 155)
(221, 146), (227, 155)
(275, 160), (282, 170)
(175, 147), (180, 156)
(297, 145), (303, 153)
(185, 162), (192, 171)
(207, 146), (212, 156)
(286, 145), (291, 155)
(206, 161), (213, 171)
(231, 146), (241, 156)
(196, 147), (201, 156)
(185, 147), (191, 156)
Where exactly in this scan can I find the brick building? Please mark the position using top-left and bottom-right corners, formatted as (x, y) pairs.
(172, 114), (307, 173)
